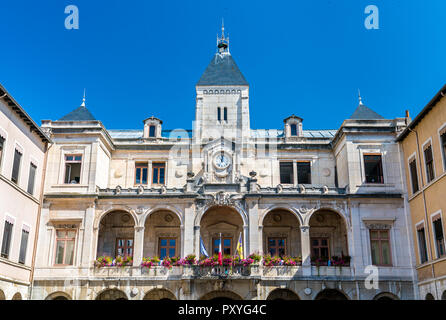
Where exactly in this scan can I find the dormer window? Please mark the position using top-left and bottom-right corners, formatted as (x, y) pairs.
(143, 116), (162, 139)
(283, 115), (303, 138)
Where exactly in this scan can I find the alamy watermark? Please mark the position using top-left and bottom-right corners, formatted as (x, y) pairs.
(65, 5), (79, 30)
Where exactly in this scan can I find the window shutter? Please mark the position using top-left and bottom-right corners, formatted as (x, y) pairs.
(19, 230), (29, 264)
(11, 149), (22, 183)
(27, 163), (37, 194)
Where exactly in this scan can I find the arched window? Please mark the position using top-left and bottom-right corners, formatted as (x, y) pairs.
(224, 107), (228, 121)
(217, 107), (221, 121)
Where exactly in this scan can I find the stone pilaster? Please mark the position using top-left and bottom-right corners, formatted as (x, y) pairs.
(133, 226), (145, 266)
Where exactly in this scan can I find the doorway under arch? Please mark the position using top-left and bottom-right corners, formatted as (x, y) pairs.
(144, 210), (181, 259)
(425, 293), (435, 300)
(11, 293), (22, 300)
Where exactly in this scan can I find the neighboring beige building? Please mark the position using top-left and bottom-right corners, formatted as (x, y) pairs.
(28, 28), (417, 300)
(0, 83), (51, 300)
(397, 84), (446, 300)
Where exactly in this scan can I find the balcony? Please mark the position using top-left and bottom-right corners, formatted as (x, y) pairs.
(311, 266), (353, 277)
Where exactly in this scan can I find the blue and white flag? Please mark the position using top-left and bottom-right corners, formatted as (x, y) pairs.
(200, 237), (209, 258)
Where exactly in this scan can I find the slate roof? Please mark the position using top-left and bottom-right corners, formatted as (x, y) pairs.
(349, 104), (384, 120)
(197, 53), (248, 86)
(59, 105), (96, 121)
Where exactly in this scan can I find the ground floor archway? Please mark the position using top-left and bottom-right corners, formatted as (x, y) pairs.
(315, 289), (348, 300)
(143, 288), (176, 300)
(11, 293), (22, 300)
(373, 292), (399, 300)
(266, 288), (300, 300)
(96, 289), (128, 300)
(45, 291), (71, 300)
(199, 290), (243, 301)
(425, 293), (435, 300)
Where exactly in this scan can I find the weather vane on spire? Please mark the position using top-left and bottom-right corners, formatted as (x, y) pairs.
(217, 19), (230, 54)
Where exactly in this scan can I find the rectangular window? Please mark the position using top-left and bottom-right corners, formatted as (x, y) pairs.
(0, 136), (4, 169)
(424, 145), (435, 183)
(11, 149), (22, 184)
(433, 217), (445, 258)
(149, 125), (156, 137)
(135, 162), (148, 185)
(297, 161), (311, 184)
(18, 229), (29, 264)
(311, 238), (329, 260)
(370, 229), (392, 266)
(441, 131), (446, 171)
(279, 162), (293, 184)
(213, 238), (232, 256)
(268, 237), (286, 257)
(27, 163), (37, 195)
(54, 229), (76, 265)
(224, 107), (228, 121)
(290, 124), (297, 136)
(116, 238), (133, 258)
(409, 158), (419, 194)
(364, 154), (384, 183)
(64, 155), (82, 184)
(1, 221), (13, 259)
(159, 238), (176, 259)
(152, 163), (165, 185)
(217, 107), (221, 121)
(417, 227), (428, 264)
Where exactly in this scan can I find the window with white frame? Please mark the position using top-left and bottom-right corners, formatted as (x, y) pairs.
(1, 219), (14, 259)
(423, 143), (435, 183)
(0, 135), (5, 170)
(11, 149), (22, 184)
(433, 214), (445, 259)
(64, 154), (82, 184)
(363, 153), (384, 183)
(27, 163), (37, 195)
(417, 224), (428, 264)
(409, 157), (419, 194)
(440, 127), (446, 171)
(18, 228), (29, 264)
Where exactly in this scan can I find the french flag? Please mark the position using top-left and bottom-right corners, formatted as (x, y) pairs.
(218, 233), (223, 265)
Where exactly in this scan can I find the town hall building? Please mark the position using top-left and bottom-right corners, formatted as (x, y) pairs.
(28, 27), (417, 300)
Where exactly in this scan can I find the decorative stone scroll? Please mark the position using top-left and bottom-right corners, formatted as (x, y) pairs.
(364, 223), (392, 230)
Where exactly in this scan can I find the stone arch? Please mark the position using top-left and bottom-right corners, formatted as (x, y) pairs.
(262, 208), (302, 257)
(442, 291), (446, 300)
(94, 206), (138, 230)
(261, 205), (303, 226)
(308, 208), (350, 262)
(266, 288), (300, 300)
(142, 205), (184, 227)
(199, 290), (243, 300)
(194, 204), (248, 228)
(11, 293), (22, 300)
(143, 288), (177, 300)
(305, 206), (350, 229)
(315, 289), (349, 300)
(199, 205), (245, 257)
(96, 210), (136, 259)
(425, 293), (435, 300)
(373, 292), (399, 300)
(45, 291), (72, 300)
(96, 288), (128, 300)
(144, 209), (182, 258)
(0, 289), (5, 300)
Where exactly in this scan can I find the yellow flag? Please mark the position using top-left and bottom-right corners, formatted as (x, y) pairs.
(236, 232), (244, 259)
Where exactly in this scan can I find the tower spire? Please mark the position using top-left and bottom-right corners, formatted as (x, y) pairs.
(217, 19), (229, 54)
(358, 89), (363, 105)
(80, 88), (86, 107)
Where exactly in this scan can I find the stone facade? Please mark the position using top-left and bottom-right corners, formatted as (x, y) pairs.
(28, 30), (417, 300)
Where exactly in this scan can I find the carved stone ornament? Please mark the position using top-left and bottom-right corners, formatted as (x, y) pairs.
(364, 223), (392, 230)
(115, 185), (122, 195)
(165, 214), (173, 223)
(322, 186), (329, 194)
(136, 207), (145, 215)
(160, 185), (167, 194)
(276, 184), (283, 194)
(137, 185), (144, 195)
(299, 184), (306, 193)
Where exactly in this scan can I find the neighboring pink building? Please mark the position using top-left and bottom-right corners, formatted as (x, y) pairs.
(0, 83), (50, 300)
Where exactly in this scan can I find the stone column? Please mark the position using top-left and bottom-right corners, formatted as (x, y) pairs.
(243, 225), (249, 257)
(258, 226), (263, 254)
(293, 161), (298, 186)
(133, 226), (145, 266)
(300, 225), (311, 276)
(81, 204), (96, 268)
(194, 225), (201, 258)
(183, 204), (194, 256)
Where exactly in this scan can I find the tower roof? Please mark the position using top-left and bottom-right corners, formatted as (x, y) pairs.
(349, 91), (384, 119)
(197, 53), (248, 86)
(59, 91), (96, 121)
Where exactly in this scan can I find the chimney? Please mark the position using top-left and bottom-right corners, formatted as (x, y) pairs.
(405, 110), (411, 125)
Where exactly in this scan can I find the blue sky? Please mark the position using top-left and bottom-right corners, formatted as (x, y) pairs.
(0, 0), (444, 130)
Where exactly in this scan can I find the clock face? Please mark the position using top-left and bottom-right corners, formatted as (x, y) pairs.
(214, 153), (230, 169)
